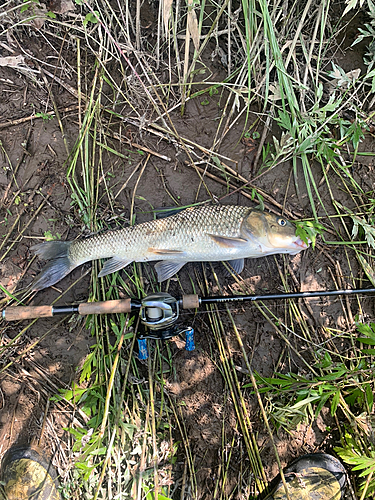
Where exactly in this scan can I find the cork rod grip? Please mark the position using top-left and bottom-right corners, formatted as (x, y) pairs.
(3, 305), (53, 321)
(182, 294), (200, 309)
(78, 299), (132, 315)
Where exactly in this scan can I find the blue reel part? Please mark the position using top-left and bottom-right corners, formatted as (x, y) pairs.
(137, 338), (148, 360)
(137, 327), (195, 359)
(185, 328), (195, 351)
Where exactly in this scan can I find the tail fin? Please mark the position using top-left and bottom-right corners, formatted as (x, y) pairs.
(31, 241), (75, 291)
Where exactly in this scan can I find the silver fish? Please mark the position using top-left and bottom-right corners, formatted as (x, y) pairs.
(31, 205), (308, 291)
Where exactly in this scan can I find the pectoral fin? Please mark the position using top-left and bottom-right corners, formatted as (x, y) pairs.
(154, 261), (186, 282)
(99, 257), (133, 277)
(227, 258), (245, 274)
(208, 234), (248, 248)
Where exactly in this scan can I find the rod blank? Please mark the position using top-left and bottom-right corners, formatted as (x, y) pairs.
(3, 288), (375, 322)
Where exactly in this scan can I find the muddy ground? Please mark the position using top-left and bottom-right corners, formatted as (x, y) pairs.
(0, 3), (373, 499)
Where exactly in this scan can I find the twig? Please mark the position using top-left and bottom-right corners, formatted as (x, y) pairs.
(0, 105), (79, 130)
(130, 154), (150, 224)
(36, 63), (70, 156)
(253, 114), (272, 173)
(1, 126), (33, 206)
(0, 187), (48, 259)
(186, 161), (300, 219)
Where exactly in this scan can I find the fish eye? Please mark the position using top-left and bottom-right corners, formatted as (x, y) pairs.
(278, 218), (287, 227)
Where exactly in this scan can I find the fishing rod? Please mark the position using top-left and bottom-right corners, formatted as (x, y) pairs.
(3, 287), (375, 359)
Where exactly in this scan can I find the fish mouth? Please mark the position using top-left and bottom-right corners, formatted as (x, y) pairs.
(293, 236), (310, 249)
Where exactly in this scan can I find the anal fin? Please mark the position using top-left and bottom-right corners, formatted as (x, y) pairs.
(98, 257), (133, 277)
(154, 261), (186, 282)
(227, 258), (245, 275)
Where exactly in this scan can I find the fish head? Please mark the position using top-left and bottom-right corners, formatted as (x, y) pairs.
(242, 210), (309, 255)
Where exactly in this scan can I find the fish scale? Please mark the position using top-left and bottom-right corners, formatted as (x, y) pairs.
(31, 205), (308, 291)
(70, 205), (251, 264)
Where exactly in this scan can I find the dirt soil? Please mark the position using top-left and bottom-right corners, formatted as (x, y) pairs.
(0, 5), (373, 499)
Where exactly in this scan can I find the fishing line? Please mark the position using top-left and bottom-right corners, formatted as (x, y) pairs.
(177, 307), (355, 350)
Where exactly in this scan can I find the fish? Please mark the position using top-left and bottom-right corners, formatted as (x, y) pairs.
(30, 205), (309, 291)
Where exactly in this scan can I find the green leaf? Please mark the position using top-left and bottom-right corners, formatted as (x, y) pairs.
(356, 322), (375, 337)
(361, 348), (375, 355)
(315, 392), (334, 417)
(358, 337), (375, 345)
(295, 220), (325, 248)
(331, 390), (340, 416)
(83, 11), (99, 26)
(317, 368), (347, 381)
(276, 110), (292, 131)
(365, 383), (374, 411)
(297, 135), (316, 154)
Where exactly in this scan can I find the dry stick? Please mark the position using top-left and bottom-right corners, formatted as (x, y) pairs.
(359, 470), (373, 500)
(137, 401), (151, 500)
(83, 2), (214, 201)
(181, 0), (191, 113)
(0, 105), (79, 131)
(22, 360), (89, 424)
(186, 0), (230, 78)
(148, 350), (159, 500)
(114, 157), (143, 200)
(111, 130), (171, 162)
(0, 197), (47, 262)
(2, 125), (33, 205)
(132, 118), (302, 216)
(0, 187), (47, 258)
(253, 302), (319, 375)
(336, 260), (354, 327)
(227, 310), (292, 500)
(186, 161), (298, 218)
(129, 154), (150, 224)
(132, 114), (290, 212)
(37, 63), (70, 157)
(126, 116), (237, 164)
(253, 114), (272, 173)
(37, 399), (50, 447)
(10, 384), (25, 442)
(6, 160), (48, 212)
(156, 0), (162, 70)
(302, 3), (322, 92)
(43, 68), (83, 101)
(227, 0), (232, 76)
(136, 0), (141, 51)
(0, 317), (67, 376)
(99, 325), (127, 438)
(77, 37), (82, 133)
(284, 0), (314, 71)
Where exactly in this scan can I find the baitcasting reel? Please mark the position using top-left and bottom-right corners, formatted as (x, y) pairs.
(6, 285), (375, 360)
(137, 292), (194, 359)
